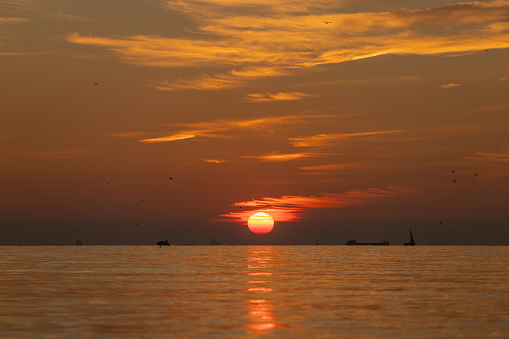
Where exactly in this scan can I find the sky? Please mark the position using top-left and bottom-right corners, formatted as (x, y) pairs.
(1, 0), (509, 245)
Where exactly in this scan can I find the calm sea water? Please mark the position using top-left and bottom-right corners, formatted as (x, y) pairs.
(1, 246), (508, 338)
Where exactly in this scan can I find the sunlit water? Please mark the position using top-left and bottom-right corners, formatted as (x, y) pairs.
(1, 246), (508, 338)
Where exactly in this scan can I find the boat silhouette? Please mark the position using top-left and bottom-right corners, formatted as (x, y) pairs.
(404, 229), (415, 246)
(157, 239), (170, 246)
(345, 239), (389, 246)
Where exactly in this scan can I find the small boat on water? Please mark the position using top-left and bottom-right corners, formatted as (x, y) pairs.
(157, 239), (170, 246)
(404, 229), (415, 246)
(345, 239), (389, 246)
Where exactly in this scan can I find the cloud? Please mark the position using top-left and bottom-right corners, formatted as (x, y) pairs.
(66, 1), (509, 90)
(441, 83), (461, 88)
(289, 130), (403, 147)
(45, 9), (92, 22)
(299, 163), (371, 176)
(140, 133), (196, 144)
(202, 158), (227, 163)
(151, 67), (289, 91)
(300, 163), (369, 171)
(244, 92), (316, 103)
(66, 33), (283, 70)
(468, 150), (509, 162)
(240, 151), (328, 162)
(0, 17), (29, 24)
(128, 115), (327, 144)
(219, 186), (412, 223)
(0, 0), (37, 13)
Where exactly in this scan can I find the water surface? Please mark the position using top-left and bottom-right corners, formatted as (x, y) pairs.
(1, 246), (508, 338)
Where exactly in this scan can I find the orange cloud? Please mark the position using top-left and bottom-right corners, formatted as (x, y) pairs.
(469, 151), (509, 162)
(241, 151), (328, 162)
(140, 133), (196, 144)
(220, 187), (412, 223)
(202, 158), (227, 163)
(127, 115), (327, 144)
(298, 162), (371, 176)
(300, 163), (369, 171)
(244, 92), (315, 103)
(441, 83), (461, 88)
(66, 1), (509, 90)
(45, 9), (92, 22)
(0, 17), (30, 24)
(151, 67), (289, 91)
(289, 130), (403, 147)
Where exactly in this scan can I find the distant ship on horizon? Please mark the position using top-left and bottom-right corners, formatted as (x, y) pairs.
(157, 239), (170, 246)
(345, 239), (389, 246)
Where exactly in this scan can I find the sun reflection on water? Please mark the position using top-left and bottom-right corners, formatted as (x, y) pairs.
(245, 246), (277, 335)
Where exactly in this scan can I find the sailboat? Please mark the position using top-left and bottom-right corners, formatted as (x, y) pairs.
(404, 229), (415, 246)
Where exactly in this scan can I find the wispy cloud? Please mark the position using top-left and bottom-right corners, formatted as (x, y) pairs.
(0, 0), (37, 13)
(128, 115), (327, 144)
(45, 9), (92, 22)
(140, 133), (196, 144)
(240, 151), (328, 162)
(0, 17), (29, 24)
(244, 92), (316, 103)
(202, 158), (227, 163)
(66, 1), (509, 90)
(468, 150), (509, 162)
(151, 67), (289, 91)
(220, 186), (412, 223)
(299, 163), (371, 176)
(441, 83), (461, 88)
(289, 130), (403, 147)
(300, 163), (369, 171)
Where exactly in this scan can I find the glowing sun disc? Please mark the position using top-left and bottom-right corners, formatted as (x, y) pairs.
(248, 212), (274, 235)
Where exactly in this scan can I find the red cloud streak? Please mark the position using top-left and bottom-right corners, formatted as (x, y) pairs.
(219, 187), (412, 223)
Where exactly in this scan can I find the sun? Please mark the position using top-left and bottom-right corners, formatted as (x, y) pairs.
(247, 212), (274, 235)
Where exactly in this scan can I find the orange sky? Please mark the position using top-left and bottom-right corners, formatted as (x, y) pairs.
(1, 0), (509, 245)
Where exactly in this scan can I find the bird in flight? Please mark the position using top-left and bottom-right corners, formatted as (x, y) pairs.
(323, 21), (332, 24)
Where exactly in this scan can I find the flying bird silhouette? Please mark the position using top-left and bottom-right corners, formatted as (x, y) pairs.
(323, 21), (332, 24)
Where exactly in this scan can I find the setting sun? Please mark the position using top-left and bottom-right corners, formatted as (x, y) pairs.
(247, 212), (275, 235)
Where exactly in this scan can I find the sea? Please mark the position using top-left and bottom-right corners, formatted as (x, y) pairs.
(1, 245), (508, 338)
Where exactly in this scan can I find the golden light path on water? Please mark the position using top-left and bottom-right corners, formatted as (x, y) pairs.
(246, 246), (276, 334)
